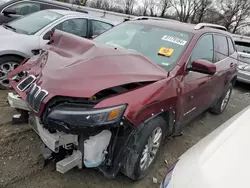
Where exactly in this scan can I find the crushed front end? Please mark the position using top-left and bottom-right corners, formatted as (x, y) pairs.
(7, 30), (168, 178)
(8, 77), (134, 177)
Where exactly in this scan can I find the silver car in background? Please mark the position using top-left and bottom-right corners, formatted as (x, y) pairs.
(0, 9), (117, 89)
(161, 105), (250, 188)
(232, 34), (250, 84)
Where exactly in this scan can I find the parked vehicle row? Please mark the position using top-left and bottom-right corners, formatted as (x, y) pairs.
(6, 18), (237, 180)
(232, 34), (250, 84)
(0, 9), (117, 89)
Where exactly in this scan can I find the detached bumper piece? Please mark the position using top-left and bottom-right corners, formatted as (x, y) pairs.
(7, 92), (30, 124)
(56, 150), (82, 174)
(35, 117), (78, 153)
(7, 92), (30, 111)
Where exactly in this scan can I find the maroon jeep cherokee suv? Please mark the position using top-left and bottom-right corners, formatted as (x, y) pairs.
(7, 20), (237, 180)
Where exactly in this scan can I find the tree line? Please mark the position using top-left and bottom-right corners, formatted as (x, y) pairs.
(67, 0), (250, 34)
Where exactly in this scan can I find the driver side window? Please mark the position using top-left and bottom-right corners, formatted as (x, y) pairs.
(55, 18), (87, 38)
(6, 2), (41, 15)
(189, 34), (214, 64)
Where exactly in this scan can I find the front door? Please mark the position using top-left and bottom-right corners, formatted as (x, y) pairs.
(179, 34), (215, 125)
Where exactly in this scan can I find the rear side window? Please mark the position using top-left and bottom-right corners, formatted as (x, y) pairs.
(190, 34), (214, 63)
(227, 37), (235, 55)
(55, 18), (88, 37)
(214, 35), (229, 62)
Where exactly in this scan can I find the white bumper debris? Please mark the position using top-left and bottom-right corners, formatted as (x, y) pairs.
(7, 92), (30, 111)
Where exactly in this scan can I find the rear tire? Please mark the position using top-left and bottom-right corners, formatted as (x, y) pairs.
(210, 83), (232, 115)
(122, 116), (166, 180)
(0, 56), (24, 90)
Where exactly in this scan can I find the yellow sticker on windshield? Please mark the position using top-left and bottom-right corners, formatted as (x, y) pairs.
(158, 47), (174, 57)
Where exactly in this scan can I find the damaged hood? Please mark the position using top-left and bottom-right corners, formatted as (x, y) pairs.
(22, 30), (167, 98)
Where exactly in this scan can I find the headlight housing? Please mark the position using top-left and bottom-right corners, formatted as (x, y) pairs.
(45, 103), (127, 129)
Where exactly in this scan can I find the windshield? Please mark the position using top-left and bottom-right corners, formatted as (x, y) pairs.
(6, 10), (63, 35)
(235, 41), (250, 54)
(93, 22), (192, 70)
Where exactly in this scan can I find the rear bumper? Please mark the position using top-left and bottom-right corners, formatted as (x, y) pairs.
(237, 70), (250, 84)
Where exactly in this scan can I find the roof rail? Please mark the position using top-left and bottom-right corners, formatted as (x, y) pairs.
(130, 16), (179, 22)
(194, 23), (227, 31)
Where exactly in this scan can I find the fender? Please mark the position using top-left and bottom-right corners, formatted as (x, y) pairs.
(226, 71), (238, 86)
(142, 109), (176, 137)
(0, 50), (29, 59)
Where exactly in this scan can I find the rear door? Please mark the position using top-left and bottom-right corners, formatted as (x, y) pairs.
(39, 17), (89, 47)
(54, 18), (89, 38)
(209, 34), (237, 103)
(179, 34), (215, 125)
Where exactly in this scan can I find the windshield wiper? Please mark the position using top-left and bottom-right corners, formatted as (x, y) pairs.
(3, 23), (16, 31)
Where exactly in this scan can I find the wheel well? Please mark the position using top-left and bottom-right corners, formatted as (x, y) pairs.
(0, 54), (25, 62)
(231, 76), (237, 86)
(159, 110), (175, 136)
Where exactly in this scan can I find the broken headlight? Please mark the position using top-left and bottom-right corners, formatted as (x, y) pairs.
(46, 103), (127, 128)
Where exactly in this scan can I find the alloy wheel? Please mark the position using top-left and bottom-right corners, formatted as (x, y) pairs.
(140, 127), (163, 171)
(0, 62), (22, 89)
(220, 88), (231, 111)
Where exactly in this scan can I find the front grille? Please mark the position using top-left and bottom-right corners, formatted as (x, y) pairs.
(17, 75), (36, 91)
(26, 83), (48, 112)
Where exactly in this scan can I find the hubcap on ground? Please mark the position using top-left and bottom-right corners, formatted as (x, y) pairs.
(0, 62), (20, 88)
(140, 127), (162, 171)
(221, 88), (231, 111)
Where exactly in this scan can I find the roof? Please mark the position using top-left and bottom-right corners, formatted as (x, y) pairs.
(47, 9), (117, 25)
(129, 20), (230, 35)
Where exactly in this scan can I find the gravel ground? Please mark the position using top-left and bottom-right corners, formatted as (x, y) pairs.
(0, 81), (250, 188)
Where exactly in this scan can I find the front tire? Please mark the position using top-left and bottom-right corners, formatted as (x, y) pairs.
(122, 116), (166, 180)
(210, 83), (232, 115)
(0, 56), (24, 90)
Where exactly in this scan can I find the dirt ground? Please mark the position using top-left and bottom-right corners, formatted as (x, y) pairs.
(0, 82), (250, 188)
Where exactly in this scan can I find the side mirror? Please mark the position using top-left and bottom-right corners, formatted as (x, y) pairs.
(43, 31), (51, 40)
(43, 28), (55, 41)
(188, 59), (216, 75)
(3, 8), (16, 15)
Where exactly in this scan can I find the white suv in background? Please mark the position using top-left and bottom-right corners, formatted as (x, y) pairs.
(0, 9), (117, 89)
(232, 34), (250, 84)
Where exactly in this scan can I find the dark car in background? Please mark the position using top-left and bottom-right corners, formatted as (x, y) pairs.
(0, 0), (88, 24)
